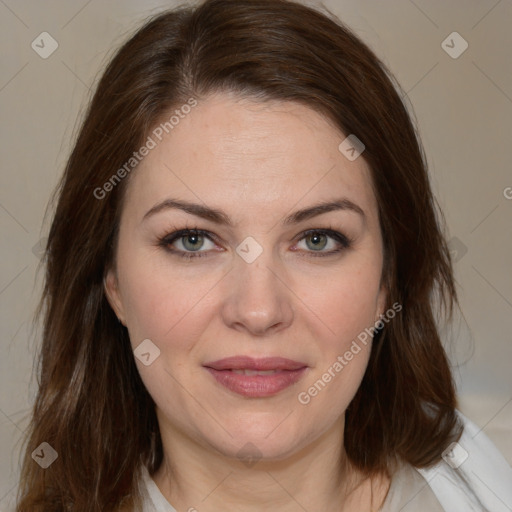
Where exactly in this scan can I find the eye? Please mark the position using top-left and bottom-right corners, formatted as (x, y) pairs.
(294, 229), (351, 256)
(159, 228), (218, 259)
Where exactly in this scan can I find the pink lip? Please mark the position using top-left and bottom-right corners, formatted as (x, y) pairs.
(203, 356), (308, 398)
(204, 356), (307, 371)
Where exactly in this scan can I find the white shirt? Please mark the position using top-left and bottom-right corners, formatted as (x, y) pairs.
(139, 411), (512, 511)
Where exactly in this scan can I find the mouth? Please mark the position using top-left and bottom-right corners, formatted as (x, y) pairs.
(203, 356), (308, 398)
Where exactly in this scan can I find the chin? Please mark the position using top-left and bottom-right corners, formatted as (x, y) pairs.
(201, 418), (311, 463)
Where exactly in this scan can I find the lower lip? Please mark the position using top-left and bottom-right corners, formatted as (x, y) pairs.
(205, 368), (308, 398)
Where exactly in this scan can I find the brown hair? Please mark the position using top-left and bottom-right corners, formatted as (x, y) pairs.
(17, 0), (461, 510)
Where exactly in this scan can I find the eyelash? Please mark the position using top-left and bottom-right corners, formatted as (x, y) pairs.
(157, 225), (353, 261)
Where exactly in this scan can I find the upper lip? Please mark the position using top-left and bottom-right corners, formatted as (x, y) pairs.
(204, 356), (307, 371)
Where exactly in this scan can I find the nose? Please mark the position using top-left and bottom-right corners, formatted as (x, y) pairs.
(220, 248), (294, 337)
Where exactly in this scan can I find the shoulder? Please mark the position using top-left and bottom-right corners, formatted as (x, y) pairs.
(415, 410), (512, 512)
(380, 462), (445, 511)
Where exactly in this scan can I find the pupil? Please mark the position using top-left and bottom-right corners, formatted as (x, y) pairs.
(307, 233), (327, 250)
(184, 233), (202, 251)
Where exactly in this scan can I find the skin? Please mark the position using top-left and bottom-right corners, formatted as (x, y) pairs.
(105, 92), (389, 512)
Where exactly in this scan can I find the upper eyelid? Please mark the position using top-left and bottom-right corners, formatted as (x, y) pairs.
(162, 228), (218, 244)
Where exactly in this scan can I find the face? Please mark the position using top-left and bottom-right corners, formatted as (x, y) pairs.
(105, 92), (386, 461)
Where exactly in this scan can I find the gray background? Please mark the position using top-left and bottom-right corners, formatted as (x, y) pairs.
(1, 0), (511, 508)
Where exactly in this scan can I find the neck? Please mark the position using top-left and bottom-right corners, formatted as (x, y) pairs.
(152, 413), (380, 512)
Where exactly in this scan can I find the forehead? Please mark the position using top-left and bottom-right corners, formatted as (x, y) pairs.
(123, 93), (377, 222)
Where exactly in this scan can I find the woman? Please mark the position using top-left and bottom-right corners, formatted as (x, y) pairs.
(16, 0), (512, 510)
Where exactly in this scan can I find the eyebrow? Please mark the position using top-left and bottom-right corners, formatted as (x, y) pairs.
(142, 197), (365, 225)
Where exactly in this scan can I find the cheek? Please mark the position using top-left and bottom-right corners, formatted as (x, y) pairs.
(295, 274), (376, 415)
(116, 252), (220, 349)
(116, 256), (214, 410)
(290, 259), (381, 411)
(294, 263), (382, 346)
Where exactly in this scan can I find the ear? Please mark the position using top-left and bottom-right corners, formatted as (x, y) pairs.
(375, 283), (388, 322)
(104, 268), (127, 325)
